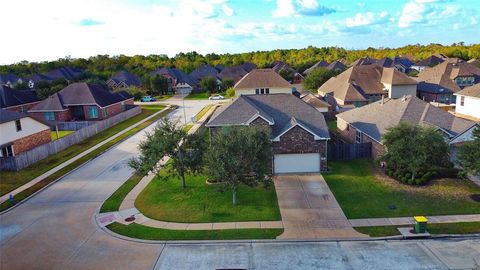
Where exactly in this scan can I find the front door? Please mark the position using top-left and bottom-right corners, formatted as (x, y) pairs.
(73, 106), (85, 120)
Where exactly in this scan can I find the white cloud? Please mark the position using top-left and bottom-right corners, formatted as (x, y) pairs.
(272, 0), (335, 18)
(345, 12), (375, 27)
(272, 0), (296, 18)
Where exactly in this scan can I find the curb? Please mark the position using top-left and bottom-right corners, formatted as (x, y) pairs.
(0, 106), (175, 215)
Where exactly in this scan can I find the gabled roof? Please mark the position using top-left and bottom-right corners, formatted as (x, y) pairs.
(218, 66), (248, 83)
(393, 57), (414, 68)
(189, 64), (219, 82)
(0, 85), (40, 109)
(234, 69), (292, 89)
(417, 59), (480, 93)
(46, 67), (84, 81)
(303, 61), (329, 75)
(381, 68), (418, 85)
(271, 61), (294, 74)
(27, 73), (53, 84)
(414, 54), (446, 67)
(0, 74), (21, 85)
(108, 71), (141, 87)
(337, 95), (476, 143)
(0, 109), (27, 124)
(351, 57), (377, 66)
(455, 83), (480, 98)
(240, 62), (257, 72)
(207, 94), (330, 139)
(29, 82), (132, 112)
(150, 68), (196, 86)
(376, 57), (394, 68)
(301, 93), (331, 108)
(327, 61), (346, 71)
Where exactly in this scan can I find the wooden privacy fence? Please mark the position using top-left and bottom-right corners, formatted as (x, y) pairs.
(328, 141), (372, 160)
(0, 106), (141, 171)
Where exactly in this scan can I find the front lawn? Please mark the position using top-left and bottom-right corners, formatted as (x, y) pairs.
(355, 222), (480, 237)
(51, 130), (74, 141)
(153, 95), (173, 101)
(0, 105), (167, 198)
(326, 120), (337, 132)
(323, 159), (480, 219)
(135, 171), (281, 223)
(185, 92), (210, 100)
(107, 222), (283, 240)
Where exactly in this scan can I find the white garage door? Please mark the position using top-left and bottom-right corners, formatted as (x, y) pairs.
(274, 153), (320, 174)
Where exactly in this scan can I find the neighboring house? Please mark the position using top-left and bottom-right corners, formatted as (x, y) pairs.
(318, 65), (418, 107)
(303, 60), (329, 75)
(416, 59), (480, 104)
(234, 69), (293, 97)
(326, 61), (346, 72)
(375, 57), (394, 68)
(106, 71), (141, 89)
(300, 93), (333, 119)
(350, 56), (377, 66)
(0, 110), (51, 158)
(206, 94), (330, 173)
(271, 61), (304, 84)
(336, 95), (477, 159)
(189, 64), (220, 88)
(0, 74), (23, 88)
(214, 64), (225, 72)
(392, 56), (415, 73)
(411, 54), (447, 72)
(218, 66), (248, 84)
(28, 82), (134, 122)
(150, 68), (196, 94)
(45, 66), (84, 82)
(27, 74), (53, 89)
(467, 58), (480, 68)
(454, 83), (480, 121)
(240, 62), (257, 73)
(0, 85), (41, 112)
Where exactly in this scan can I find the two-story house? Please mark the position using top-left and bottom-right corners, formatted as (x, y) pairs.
(454, 83), (480, 121)
(234, 69), (293, 97)
(150, 68), (196, 95)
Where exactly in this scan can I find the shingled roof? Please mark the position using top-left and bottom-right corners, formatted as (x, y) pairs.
(207, 94), (330, 139)
(303, 61), (329, 75)
(189, 64), (219, 82)
(455, 83), (480, 98)
(108, 71), (141, 87)
(327, 61), (346, 71)
(29, 83), (132, 112)
(234, 69), (291, 89)
(0, 85), (40, 109)
(337, 95), (476, 143)
(150, 68), (196, 86)
(45, 67), (84, 81)
(417, 59), (480, 93)
(218, 66), (248, 83)
(414, 54), (447, 67)
(381, 68), (418, 85)
(301, 93), (331, 109)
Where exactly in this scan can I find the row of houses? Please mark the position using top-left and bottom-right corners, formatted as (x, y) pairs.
(0, 67), (85, 89)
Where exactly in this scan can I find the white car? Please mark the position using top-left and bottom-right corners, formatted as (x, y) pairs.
(209, 95), (225, 100)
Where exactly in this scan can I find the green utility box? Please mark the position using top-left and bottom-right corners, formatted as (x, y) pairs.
(414, 216), (428, 233)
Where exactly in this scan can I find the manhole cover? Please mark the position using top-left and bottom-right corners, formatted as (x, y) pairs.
(125, 216), (136, 222)
(470, 194), (480, 202)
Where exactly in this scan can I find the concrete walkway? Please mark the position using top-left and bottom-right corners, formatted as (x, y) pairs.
(351, 214), (480, 227)
(274, 174), (367, 240)
(0, 106), (171, 205)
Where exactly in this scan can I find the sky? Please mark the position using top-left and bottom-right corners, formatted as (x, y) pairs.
(0, 0), (479, 64)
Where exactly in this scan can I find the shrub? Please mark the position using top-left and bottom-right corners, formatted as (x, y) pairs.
(225, 87), (235, 98)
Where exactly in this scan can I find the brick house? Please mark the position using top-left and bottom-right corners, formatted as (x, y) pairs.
(336, 95), (478, 159)
(0, 110), (51, 158)
(0, 85), (41, 113)
(206, 94), (330, 173)
(150, 68), (196, 95)
(28, 82), (134, 123)
(106, 71), (141, 89)
(234, 69), (293, 97)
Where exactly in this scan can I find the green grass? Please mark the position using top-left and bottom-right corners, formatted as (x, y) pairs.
(153, 95), (173, 101)
(183, 124), (193, 132)
(51, 130), (74, 141)
(0, 106), (174, 211)
(135, 170), (281, 223)
(100, 174), (144, 213)
(185, 92), (210, 100)
(326, 120), (337, 132)
(107, 222), (283, 240)
(323, 159), (480, 219)
(355, 222), (480, 237)
(195, 104), (213, 122)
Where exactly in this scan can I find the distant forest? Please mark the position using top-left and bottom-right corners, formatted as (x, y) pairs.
(1, 43), (479, 80)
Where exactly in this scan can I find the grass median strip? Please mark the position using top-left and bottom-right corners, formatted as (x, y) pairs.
(195, 104), (213, 122)
(0, 106), (174, 211)
(107, 222), (283, 240)
(355, 222), (480, 237)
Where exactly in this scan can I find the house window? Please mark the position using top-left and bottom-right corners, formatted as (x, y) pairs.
(266, 88), (270, 94)
(44, 112), (55, 121)
(19, 105), (25, 112)
(89, 106), (99, 119)
(460, 96), (465, 106)
(255, 89), (259, 94)
(0, 145), (14, 157)
(102, 107), (107, 117)
(15, 119), (22, 132)
(355, 130), (363, 144)
(260, 88), (265, 94)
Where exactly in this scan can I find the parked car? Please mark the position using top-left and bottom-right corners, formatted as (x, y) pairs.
(209, 94), (224, 100)
(141, 96), (156, 102)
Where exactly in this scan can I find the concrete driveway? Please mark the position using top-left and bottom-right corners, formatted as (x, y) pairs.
(274, 174), (367, 239)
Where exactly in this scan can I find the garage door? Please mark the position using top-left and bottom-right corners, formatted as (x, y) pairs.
(274, 153), (320, 174)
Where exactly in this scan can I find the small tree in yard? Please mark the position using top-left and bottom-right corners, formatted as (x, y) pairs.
(220, 78), (234, 92)
(205, 126), (272, 205)
(458, 126), (480, 176)
(225, 87), (235, 98)
(381, 122), (449, 185)
(150, 74), (168, 95)
(128, 118), (205, 189)
(200, 76), (217, 94)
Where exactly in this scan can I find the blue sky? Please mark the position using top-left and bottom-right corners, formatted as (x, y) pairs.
(1, 0), (479, 64)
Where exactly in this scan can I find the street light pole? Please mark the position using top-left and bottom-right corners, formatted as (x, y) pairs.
(182, 89), (187, 125)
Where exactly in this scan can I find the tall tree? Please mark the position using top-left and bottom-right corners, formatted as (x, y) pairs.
(129, 118), (205, 189)
(200, 76), (217, 93)
(220, 78), (234, 92)
(205, 126), (272, 205)
(458, 126), (480, 176)
(150, 74), (168, 95)
(381, 122), (449, 183)
(302, 67), (340, 91)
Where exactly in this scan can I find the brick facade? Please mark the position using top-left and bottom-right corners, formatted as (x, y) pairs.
(6, 101), (41, 113)
(337, 120), (385, 159)
(12, 129), (51, 155)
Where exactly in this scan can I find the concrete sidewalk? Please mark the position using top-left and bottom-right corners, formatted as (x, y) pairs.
(0, 106), (171, 205)
(350, 214), (480, 227)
